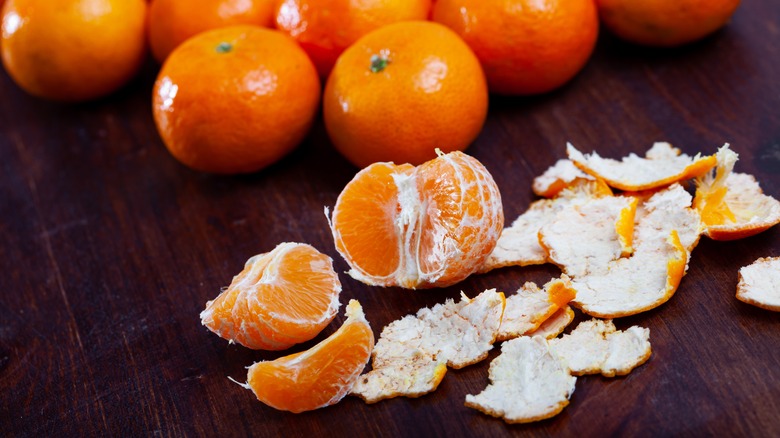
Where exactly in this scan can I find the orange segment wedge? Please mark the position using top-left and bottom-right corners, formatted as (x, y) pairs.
(244, 300), (374, 413)
(200, 242), (341, 350)
(329, 150), (503, 289)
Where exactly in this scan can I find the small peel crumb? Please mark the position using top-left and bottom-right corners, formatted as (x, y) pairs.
(350, 289), (505, 403)
(736, 257), (780, 311)
(550, 319), (652, 377)
(498, 276), (576, 341)
(465, 336), (577, 424)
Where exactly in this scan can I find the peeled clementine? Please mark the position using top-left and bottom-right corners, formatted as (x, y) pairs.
(323, 21), (488, 168)
(148, 0), (276, 63)
(433, 0), (599, 95)
(274, 0), (432, 77)
(596, 0), (741, 47)
(152, 26), (320, 174)
(1, 0), (147, 102)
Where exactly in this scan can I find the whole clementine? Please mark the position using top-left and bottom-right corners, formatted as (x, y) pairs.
(152, 26), (320, 174)
(596, 0), (741, 47)
(275, 0), (431, 77)
(148, 0), (276, 63)
(432, 0), (599, 95)
(1, 0), (147, 102)
(323, 21), (488, 168)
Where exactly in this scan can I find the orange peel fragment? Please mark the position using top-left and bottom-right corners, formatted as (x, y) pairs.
(498, 276), (576, 341)
(567, 142), (717, 192)
(736, 257), (780, 311)
(533, 159), (594, 198)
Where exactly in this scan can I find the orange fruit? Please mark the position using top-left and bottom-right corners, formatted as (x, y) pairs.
(328, 150), (503, 289)
(200, 242), (341, 350)
(432, 0), (599, 95)
(274, 0), (432, 77)
(244, 300), (373, 413)
(323, 21), (488, 168)
(152, 25), (320, 174)
(595, 0), (741, 47)
(1, 0), (147, 102)
(148, 0), (276, 63)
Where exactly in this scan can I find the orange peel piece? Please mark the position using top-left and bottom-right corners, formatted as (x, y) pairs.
(481, 179), (613, 272)
(694, 145), (780, 241)
(498, 276), (576, 341)
(571, 184), (700, 318)
(527, 306), (575, 339)
(350, 289), (505, 403)
(550, 319), (651, 377)
(736, 257), (780, 311)
(533, 159), (594, 198)
(465, 336), (577, 424)
(567, 142), (717, 192)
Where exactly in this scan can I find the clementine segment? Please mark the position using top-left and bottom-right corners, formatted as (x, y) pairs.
(596, 0), (741, 47)
(274, 0), (432, 77)
(329, 151), (503, 289)
(152, 26), (320, 174)
(245, 300), (373, 413)
(148, 0), (276, 62)
(200, 242), (341, 350)
(432, 0), (599, 95)
(323, 21), (488, 168)
(1, 0), (147, 101)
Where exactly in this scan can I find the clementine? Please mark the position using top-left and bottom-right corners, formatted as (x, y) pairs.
(596, 0), (741, 47)
(432, 0), (599, 95)
(274, 0), (432, 77)
(152, 26), (320, 174)
(323, 21), (488, 168)
(148, 0), (276, 63)
(1, 0), (147, 102)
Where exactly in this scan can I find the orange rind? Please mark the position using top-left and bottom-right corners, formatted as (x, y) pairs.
(567, 142), (717, 192)
(533, 159), (595, 198)
(350, 289), (505, 403)
(498, 276), (576, 341)
(200, 242), (341, 350)
(694, 145), (780, 241)
(465, 336), (577, 424)
(329, 150), (504, 289)
(527, 306), (575, 340)
(240, 300), (374, 413)
(550, 319), (652, 377)
(736, 257), (780, 311)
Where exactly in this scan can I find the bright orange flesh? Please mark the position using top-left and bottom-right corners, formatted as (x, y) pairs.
(149, 0), (276, 62)
(274, 0), (432, 77)
(323, 21), (488, 168)
(432, 0), (599, 95)
(330, 151), (503, 289)
(152, 26), (320, 174)
(1, 0), (147, 102)
(247, 300), (373, 413)
(596, 0), (741, 47)
(201, 242), (341, 350)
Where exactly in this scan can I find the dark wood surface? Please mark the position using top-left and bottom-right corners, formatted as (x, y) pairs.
(2, 2), (779, 436)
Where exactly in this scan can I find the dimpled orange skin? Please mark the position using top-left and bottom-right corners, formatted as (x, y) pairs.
(323, 21), (488, 168)
(1, 0), (147, 102)
(275, 0), (432, 77)
(148, 0), (276, 63)
(432, 0), (598, 95)
(152, 26), (320, 174)
(595, 0), (741, 47)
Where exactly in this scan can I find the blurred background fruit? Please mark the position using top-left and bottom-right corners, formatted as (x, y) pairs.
(274, 0), (432, 77)
(1, 0), (147, 102)
(323, 21), (488, 168)
(432, 0), (599, 95)
(595, 0), (741, 47)
(152, 26), (320, 174)
(148, 0), (276, 63)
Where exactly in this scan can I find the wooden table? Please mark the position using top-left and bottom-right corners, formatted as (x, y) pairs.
(3, 2), (779, 436)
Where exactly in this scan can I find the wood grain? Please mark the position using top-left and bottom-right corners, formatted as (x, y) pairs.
(2, 1), (779, 436)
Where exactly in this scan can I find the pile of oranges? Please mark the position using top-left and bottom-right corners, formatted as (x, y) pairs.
(0, 0), (740, 174)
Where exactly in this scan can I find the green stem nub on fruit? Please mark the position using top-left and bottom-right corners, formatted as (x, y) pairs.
(370, 54), (389, 73)
(216, 42), (233, 54)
